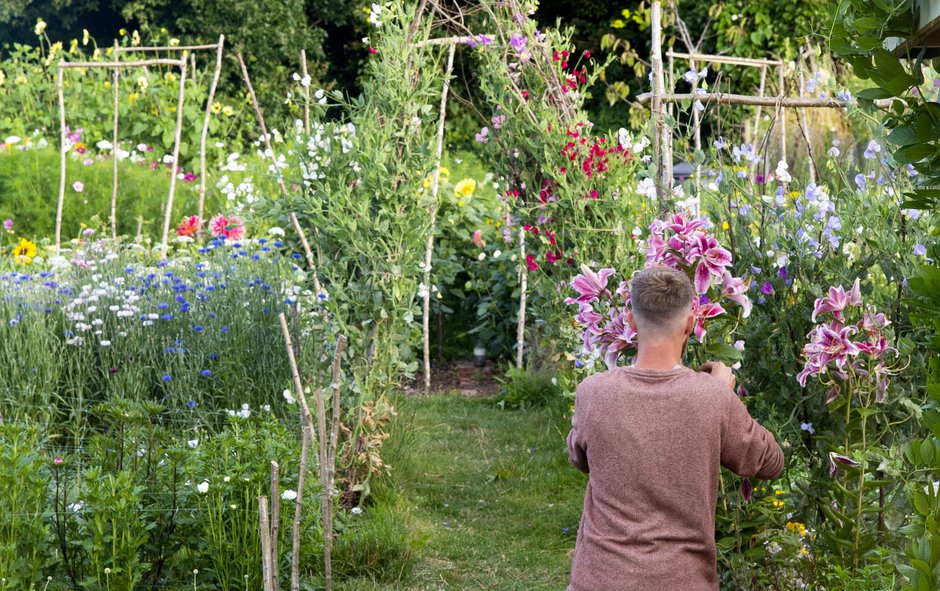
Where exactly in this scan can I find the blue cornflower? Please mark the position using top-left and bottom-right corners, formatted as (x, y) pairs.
(201, 369), (212, 377)
(221, 326), (230, 333)
(162, 375), (172, 382)
(194, 325), (204, 332)
(161, 313), (173, 321)
(209, 353), (219, 360)
(187, 400), (197, 409)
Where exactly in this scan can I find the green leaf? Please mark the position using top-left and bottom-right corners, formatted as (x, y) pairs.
(887, 126), (920, 146)
(705, 342), (743, 362)
(857, 87), (894, 100)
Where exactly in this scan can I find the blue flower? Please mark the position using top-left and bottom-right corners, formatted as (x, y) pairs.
(162, 375), (172, 382)
(194, 325), (204, 332)
(914, 243), (927, 256)
(209, 353), (219, 360)
(221, 326), (230, 333)
(187, 400), (197, 409)
(201, 369), (212, 377)
(863, 140), (881, 160)
(800, 422), (815, 434)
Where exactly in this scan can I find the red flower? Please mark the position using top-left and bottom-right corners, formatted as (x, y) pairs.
(526, 254), (539, 271)
(369, 47), (377, 54)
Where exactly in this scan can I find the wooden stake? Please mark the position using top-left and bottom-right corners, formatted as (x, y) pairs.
(159, 58), (188, 254)
(779, 66), (787, 163)
(423, 42), (456, 394)
(270, 460), (280, 590)
(323, 335), (347, 591)
(237, 52), (324, 298)
(516, 228), (526, 369)
(56, 64), (66, 253)
(650, 1), (670, 193)
(635, 91), (881, 108)
(199, 35), (225, 222)
(111, 40), (120, 240)
(797, 58), (816, 183)
(278, 313), (317, 591)
(260, 496), (273, 591)
(300, 49), (310, 135)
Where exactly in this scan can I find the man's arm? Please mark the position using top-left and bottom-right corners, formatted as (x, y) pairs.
(701, 361), (783, 479)
(567, 383), (589, 474)
(719, 387), (784, 479)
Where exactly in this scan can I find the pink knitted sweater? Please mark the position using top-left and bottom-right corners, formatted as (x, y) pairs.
(567, 365), (784, 591)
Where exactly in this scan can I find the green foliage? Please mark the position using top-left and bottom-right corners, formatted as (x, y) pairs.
(497, 366), (563, 411)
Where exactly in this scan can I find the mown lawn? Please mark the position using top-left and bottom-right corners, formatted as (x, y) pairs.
(333, 394), (586, 590)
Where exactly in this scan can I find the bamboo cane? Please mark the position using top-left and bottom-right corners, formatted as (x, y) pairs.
(199, 35), (225, 222)
(423, 42), (456, 393)
(650, 1), (670, 193)
(159, 58), (188, 254)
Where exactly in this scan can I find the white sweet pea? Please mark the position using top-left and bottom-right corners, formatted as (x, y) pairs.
(775, 160), (792, 183)
(197, 481), (209, 494)
(281, 489), (298, 501)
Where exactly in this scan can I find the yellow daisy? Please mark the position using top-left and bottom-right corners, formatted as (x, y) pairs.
(13, 237), (37, 265)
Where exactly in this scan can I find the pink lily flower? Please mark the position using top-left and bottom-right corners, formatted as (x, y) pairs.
(811, 278), (862, 322)
(687, 233), (733, 294)
(721, 271), (752, 318)
(691, 297), (725, 342)
(565, 264), (615, 305)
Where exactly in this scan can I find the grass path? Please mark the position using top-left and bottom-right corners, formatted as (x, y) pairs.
(335, 394), (586, 590)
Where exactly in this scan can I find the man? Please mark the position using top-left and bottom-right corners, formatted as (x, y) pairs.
(567, 265), (784, 591)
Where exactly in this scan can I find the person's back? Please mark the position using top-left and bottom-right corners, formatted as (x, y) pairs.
(566, 265), (783, 591)
(567, 366), (783, 590)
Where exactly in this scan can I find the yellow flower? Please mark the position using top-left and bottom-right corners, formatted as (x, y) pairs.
(104, 80), (111, 89)
(457, 200), (465, 208)
(83, 29), (90, 45)
(612, 19), (626, 28)
(128, 92), (139, 105)
(495, 221), (501, 228)
(211, 102), (222, 114)
(119, 28), (127, 37)
(132, 30), (140, 46)
(69, 39), (78, 54)
(13, 238), (37, 265)
(800, 548), (810, 556)
(621, 8), (632, 18)
(222, 105), (234, 117)
(136, 75), (148, 90)
(0, 69), (5, 87)
(169, 38), (180, 47)
(454, 178), (476, 198)
(721, 221), (730, 230)
(34, 19), (46, 36)
(772, 499), (785, 509)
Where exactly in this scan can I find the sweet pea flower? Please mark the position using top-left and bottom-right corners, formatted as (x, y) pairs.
(914, 243), (927, 256)
(863, 140), (881, 160)
(828, 452), (860, 479)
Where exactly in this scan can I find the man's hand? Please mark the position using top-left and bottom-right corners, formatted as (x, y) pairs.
(699, 361), (736, 390)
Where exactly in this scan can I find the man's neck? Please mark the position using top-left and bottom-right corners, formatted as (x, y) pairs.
(632, 341), (685, 370)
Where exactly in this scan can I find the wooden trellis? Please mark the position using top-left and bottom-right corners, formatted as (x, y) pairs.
(115, 37), (226, 226)
(642, 0), (893, 205)
(56, 57), (187, 253)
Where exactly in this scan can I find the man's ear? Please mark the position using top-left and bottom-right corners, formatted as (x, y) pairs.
(684, 311), (694, 336)
(626, 310), (637, 333)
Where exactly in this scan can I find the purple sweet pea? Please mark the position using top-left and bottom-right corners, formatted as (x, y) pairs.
(761, 281), (774, 295)
(914, 243), (927, 256)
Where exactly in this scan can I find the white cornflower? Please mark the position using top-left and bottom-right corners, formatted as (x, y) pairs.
(281, 489), (298, 501)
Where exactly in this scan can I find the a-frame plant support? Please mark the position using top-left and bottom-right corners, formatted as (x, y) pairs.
(115, 37), (226, 226)
(56, 57), (187, 253)
(643, 0), (893, 205)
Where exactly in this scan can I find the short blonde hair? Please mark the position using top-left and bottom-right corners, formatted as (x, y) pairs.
(631, 265), (694, 333)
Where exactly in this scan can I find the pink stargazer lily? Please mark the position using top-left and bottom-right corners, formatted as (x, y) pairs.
(665, 213), (711, 236)
(565, 264), (616, 304)
(721, 271), (752, 318)
(812, 278), (862, 322)
(596, 309), (637, 369)
(797, 323), (861, 387)
(687, 233), (733, 294)
(692, 297), (725, 342)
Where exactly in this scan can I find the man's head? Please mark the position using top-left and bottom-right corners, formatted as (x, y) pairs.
(627, 265), (695, 340)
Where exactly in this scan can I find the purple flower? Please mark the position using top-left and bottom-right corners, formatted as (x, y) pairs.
(713, 137), (725, 150)
(828, 452), (860, 478)
(914, 243), (927, 256)
(2, 218), (12, 232)
(509, 35), (527, 53)
(800, 422), (814, 434)
(740, 478), (753, 502)
(854, 173), (867, 191)
(863, 140), (881, 160)
(761, 281), (774, 296)
(475, 127), (489, 143)
(777, 266), (788, 280)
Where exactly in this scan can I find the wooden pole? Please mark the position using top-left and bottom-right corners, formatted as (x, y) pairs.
(650, 1), (670, 193)
(116, 43), (221, 52)
(751, 65), (767, 177)
(666, 50), (782, 68)
(797, 58), (816, 183)
(779, 66), (787, 163)
(516, 228), (526, 369)
(270, 460), (280, 590)
(59, 59), (185, 68)
(111, 40), (120, 240)
(237, 53), (324, 298)
(160, 58), (188, 254)
(635, 91), (882, 108)
(199, 35), (225, 222)
(260, 496), (273, 591)
(278, 313), (317, 591)
(323, 335), (347, 591)
(300, 49), (311, 135)
(423, 42), (456, 394)
(56, 64), (66, 252)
